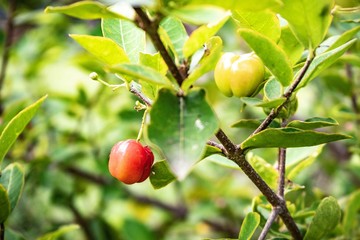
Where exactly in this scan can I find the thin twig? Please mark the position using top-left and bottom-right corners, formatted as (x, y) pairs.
(277, 119), (288, 198)
(134, 7), (185, 86)
(252, 53), (315, 136)
(258, 207), (281, 240)
(0, 0), (16, 115)
(129, 84), (153, 106)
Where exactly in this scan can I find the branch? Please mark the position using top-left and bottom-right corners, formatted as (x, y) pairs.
(0, 0), (16, 115)
(252, 54), (315, 135)
(258, 207), (281, 240)
(129, 84), (152, 106)
(134, 7), (185, 86)
(214, 138), (302, 239)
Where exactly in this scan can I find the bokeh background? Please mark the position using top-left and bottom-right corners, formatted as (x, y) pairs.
(0, 0), (359, 239)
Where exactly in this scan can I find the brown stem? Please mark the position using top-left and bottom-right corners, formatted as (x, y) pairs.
(216, 134), (302, 239)
(258, 207), (281, 240)
(277, 147), (287, 198)
(69, 201), (95, 240)
(134, 7), (185, 86)
(0, 0), (16, 115)
(129, 84), (153, 106)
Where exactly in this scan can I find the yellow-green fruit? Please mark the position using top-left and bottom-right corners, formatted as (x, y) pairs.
(214, 52), (265, 98)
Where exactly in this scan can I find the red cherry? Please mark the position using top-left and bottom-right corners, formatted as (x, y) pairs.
(108, 140), (154, 184)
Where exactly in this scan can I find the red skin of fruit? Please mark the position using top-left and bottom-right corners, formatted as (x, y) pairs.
(108, 140), (154, 184)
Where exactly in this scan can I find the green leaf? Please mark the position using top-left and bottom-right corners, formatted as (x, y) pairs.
(320, 25), (360, 53)
(231, 119), (280, 129)
(160, 16), (189, 62)
(248, 154), (278, 189)
(0, 163), (25, 212)
(278, 26), (305, 65)
(278, 0), (334, 49)
(238, 29), (293, 86)
(138, 52), (168, 99)
(207, 155), (239, 169)
(287, 117), (338, 130)
(170, 5), (228, 25)
(102, 18), (145, 63)
(147, 89), (219, 179)
(297, 39), (356, 89)
(232, 10), (281, 42)
(286, 145), (323, 180)
(343, 189), (360, 236)
(187, 0), (282, 11)
(241, 97), (286, 108)
(182, 36), (222, 90)
(264, 78), (283, 100)
(149, 160), (176, 189)
(108, 63), (172, 86)
(0, 95), (47, 166)
(238, 212), (260, 240)
(0, 185), (10, 223)
(70, 34), (130, 65)
(44, 1), (126, 20)
(304, 196), (341, 240)
(139, 52), (168, 76)
(37, 224), (80, 240)
(201, 145), (223, 159)
(183, 11), (230, 58)
(241, 127), (351, 150)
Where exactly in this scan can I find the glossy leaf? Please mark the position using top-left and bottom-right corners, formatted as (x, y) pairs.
(304, 196), (341, 240)
(286, 145), (323, 180)
(0, 95), (47, 166)
(102, 18), (145, 63)
(171, 5), (227, 25)
(183, 12), (230, 58)
(139, 52), (168, 99)
(108, 63), (172, 86)
(278, 0), (334, 49)
(239, 29), (293, 86)
(0, 185), (10, 223)
(238, 212), (260, 240)
(278, 26), (304, 65)
(37, 224), (80, 240)
(248, 154), (278, 188)
(147, 89), (219, 179)
(333, 26), (360, 50)
(297, 39), (356, 89)
(241, 127), (350, 150)
(70, 34), (129, 65)
(188, 0), (282, 11)
(343, 190), (360, 236)
(160, 16), (188, 62)
(0, 163), (25, 212)
(149, 160), (176, 189)
(44, 1), (126, 20)
(182, 36), (222, 90)
(264, 78), (283, 100)
(287, 117), (338, 130)
(232, 10), (281, 42)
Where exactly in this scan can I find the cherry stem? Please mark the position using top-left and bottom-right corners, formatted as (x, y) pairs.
(136, 108), (149, 142)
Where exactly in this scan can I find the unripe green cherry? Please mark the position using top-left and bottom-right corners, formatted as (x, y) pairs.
(108, 139), (154, 184)
(214, 52), (265, 98)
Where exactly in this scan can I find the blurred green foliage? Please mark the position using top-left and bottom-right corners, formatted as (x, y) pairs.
(0, 0), (359, 239)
